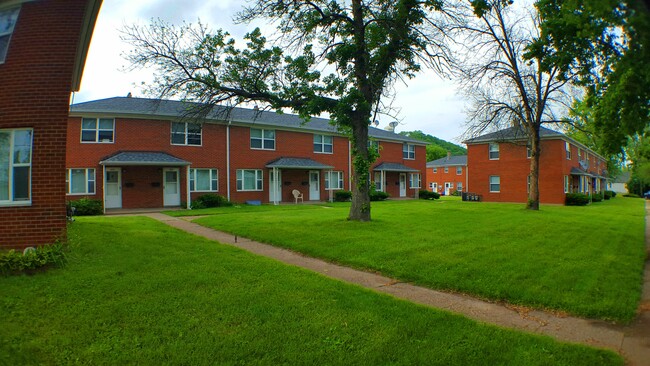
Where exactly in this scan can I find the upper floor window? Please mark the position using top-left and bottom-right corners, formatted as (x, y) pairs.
(444, 167), (449, 173)
(369, 140), (380, 154)
(565, 141), (571, 160)
(171, 122), (201, 146)
(0, 128), (32, 205)
(325, 171), (344, 190)
(456, 166), (462, 175)
(432, 168), (437, 173)
(66, 168), (95, 195)
(488, 143), (499, 160)
(314, 135), (333, 153)
(82, 118), (114, 143)
(250, 128), (275, 150)
(0, 7), (20, 63)
(403, 144), (415, 159)
(190, 168), (218, 192)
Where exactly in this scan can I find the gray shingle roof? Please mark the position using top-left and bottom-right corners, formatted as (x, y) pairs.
(266, 157), (334, 169)
(426, 155), (467, 168)
(100, 151), (190, 166)
(70, 97), (425, 145)
(463, 126), (564, 144)
(372, 162), (420, 172)
(570, 167), (593, 177)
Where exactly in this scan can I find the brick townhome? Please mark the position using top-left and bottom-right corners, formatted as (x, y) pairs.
(67, 97), (427, 209)
(426, 153), (467, 195)
(0, 0), (101, 249)
(464, 126), (608, 204)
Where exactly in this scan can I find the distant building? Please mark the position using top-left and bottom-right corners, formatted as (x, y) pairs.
(608, 171), (630, 194)
(426, 153), (467, 195)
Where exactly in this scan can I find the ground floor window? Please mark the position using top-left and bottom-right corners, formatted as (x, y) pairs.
(0, 129), (32, 204)
(489, 175), (500, 192)
(564, 175), (569, 193)
(373, 172), (383, 191)
(457, 182), (462, 192)
(409, 173), (421, 188)
(190, 168), (218, 192)
(236, 169), (263, 191)
(325, 171), (344, 190)
(66, 168), (95, 195)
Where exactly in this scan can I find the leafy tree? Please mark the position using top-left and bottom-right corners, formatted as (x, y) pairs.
(399, 130), (467, 161)
(122, 1), (453, 221)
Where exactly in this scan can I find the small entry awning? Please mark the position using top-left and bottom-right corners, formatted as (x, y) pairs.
(373, 162), (419, 172)
(265, 157), (333, 170)
(570, 167), (594, 177)
(99, 151), (190, 166)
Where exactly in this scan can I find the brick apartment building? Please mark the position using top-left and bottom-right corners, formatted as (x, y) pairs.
(0, 0), (101, 249)
(464, 126), (608, 204)
(426, 153), (467, 195)
(66, 97), (427, 209)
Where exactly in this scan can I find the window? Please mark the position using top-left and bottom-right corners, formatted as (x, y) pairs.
(456, 166), (462, 175)
(402, 144), (415, 159)
(527, 175), (531, 193)
(489, 175), (500, 192)
(236, 169), (263, 191)
(526, 144), (532, 159)
(66, 168), (95, 195)
(0, 129), (32, 204)
(190, 168), (218, 192)
(0, 7), (20, 63)
(432, 168), (437, 173)
(457, 182), (462, 192)
(325, 171), (344, 190)
(171, 122), (201, 146)
(81, 118), (114, 143)
(578, 148), (582, 158)
(314, 135), (333, 153)
(250, 128), (275, 150)
(444, 167), (449, 173)
(409, 173), (421, 188)
(565, 141), (571, 160)
(488, 143), (499, 160)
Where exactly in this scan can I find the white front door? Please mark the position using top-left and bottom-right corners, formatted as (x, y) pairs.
(432, 182), (438, 192)
(163, 168), (181, 206)
(269, 169), (282, 203)
(309, 171), (320, 201)
(399, 173), (407, 197)
(105, 168), (122, 209)
(444, 182), (452, 195)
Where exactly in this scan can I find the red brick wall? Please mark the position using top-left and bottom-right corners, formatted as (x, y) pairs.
(373, 142), (426, 198)
(426, 165), (466, 194)
(0, 0), (91, 249)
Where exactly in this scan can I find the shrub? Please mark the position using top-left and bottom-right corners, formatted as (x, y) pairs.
(603, 191), (613, 200)
(68, 198), (103, 216)
(191, 194), (232, 209)
(0, 243), (67, 276)
(369, 190), (389, 201)
(608, 190), (617, 198)
(419, 190), (440, 200)
(591, 193), (603, 202)
(451, 190), (462, 196)
(565, 193), (590, 206)
(334, 190), (352, 202)
(622, 193), (640, 198)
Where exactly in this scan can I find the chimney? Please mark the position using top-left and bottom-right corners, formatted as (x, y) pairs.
(446, 151), (451, 160)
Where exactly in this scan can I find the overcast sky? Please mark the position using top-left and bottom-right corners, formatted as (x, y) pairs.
(74, 0), (468, 143)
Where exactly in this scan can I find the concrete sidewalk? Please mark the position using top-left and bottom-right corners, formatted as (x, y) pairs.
(141, 204), (650, 365)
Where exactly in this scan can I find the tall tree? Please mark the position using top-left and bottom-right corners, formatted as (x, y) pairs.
(122, 1), (453, 221)
(453, 0), (575, 210)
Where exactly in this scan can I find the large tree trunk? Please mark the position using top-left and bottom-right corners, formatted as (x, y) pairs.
(527, 126), (541, 210)
(349, 120), (371, 221)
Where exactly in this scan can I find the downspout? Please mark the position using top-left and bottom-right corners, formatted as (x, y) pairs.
(186, 165), (191, 209)
(226, 118), (231, 201)
(348, 140), (352, 191)
(465, 165), (469, 193)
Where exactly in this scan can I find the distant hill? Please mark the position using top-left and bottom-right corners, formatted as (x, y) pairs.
(399, 130), (467, 162)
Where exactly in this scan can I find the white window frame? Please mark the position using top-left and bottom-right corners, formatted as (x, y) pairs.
(565, 141), (571, 160)
(81, 118), (115, 143)
(325, 171), (344, 190)
(489, 175), (500, 193)
(313, 134), (333, 154)
(66, 168), (96, 195)
(526, 144), (532, 159)
(190, 168), (218, 192)
(444, 167), (449, 173)
(0, 128), (32, 206)
(171, 122), (202, 146)
(456, 166), (462, 175)
(564, 176), (569, 193)
(373, 171), (383, 191)
(527, 175), (531, 193)
(236, 169), (263, 191)
(409, 173), (421, 189)
(432, 167), (437, 173)
(488, 143), (499, 160)
(457, 182), (462, 191)
(402, 144), (415, 160)
(0, 6), (20, 64)
(250, 128), (275, 150)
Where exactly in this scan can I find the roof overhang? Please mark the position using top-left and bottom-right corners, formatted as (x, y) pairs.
(71, 0), (103, 92)
(265, 157), (334, 170)
(373, 162), (420, 172)
(99, 151), (190, 166)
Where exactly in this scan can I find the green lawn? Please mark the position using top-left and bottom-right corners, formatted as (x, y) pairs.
(188, 197), (646, 323)
(0, 217), (622, 365)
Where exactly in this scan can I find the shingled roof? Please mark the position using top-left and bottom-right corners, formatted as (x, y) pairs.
(70, 97), (425, 145)
(463, 126), (564, 144)
(426, 155), (467, 168)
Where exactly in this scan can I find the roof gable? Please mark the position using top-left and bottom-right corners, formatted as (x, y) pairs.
(426, 155), (467, 167)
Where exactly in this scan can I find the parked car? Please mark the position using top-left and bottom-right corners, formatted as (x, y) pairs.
(644, 191), (650, 199)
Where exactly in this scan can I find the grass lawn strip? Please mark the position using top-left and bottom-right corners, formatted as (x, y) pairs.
(192, 197), (646, 323)
(0, 217), (622, 365)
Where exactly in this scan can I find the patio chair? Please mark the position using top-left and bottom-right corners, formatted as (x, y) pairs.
(292, 189), (304, 204)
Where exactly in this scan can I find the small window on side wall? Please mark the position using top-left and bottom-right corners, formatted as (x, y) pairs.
(488, 143), (499, 160)
(0, 7), (20, 63)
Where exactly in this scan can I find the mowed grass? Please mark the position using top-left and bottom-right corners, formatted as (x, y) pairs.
(191, 197), (646, 323)
(0, 217), (623, 365)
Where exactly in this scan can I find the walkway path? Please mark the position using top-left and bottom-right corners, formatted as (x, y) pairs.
(142, 203), (650, 365)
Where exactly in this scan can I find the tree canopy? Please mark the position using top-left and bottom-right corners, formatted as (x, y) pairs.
(399, 130), (467, 161)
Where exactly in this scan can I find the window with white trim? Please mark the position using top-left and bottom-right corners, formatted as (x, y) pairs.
(81, 118), (114, 143)
(457, 182), (462, 191)
(66, 168), (95, 195)
(489, 175), (500, 192)
(444, 167), (449, 173)
(0, 129), (32, 204)
(489, 143), (499, 160)
(409, 173), (421, 188)
(373, 171), (383, 191)
(565, 141), (571, 159)
(314, 135), (333, 153)
(190, 168), (218, 192)
(564, 175), (569, 193)
(456, 166), (462, 175)
(527, 175), (531, 193)
(250, 128), (275, 150)
(171, 122), (201, 146)
(432, 168), (437, 173)
(236, 169), (263, 191)
(0, 7), (20, 63)
(325, 171), (344, 190)
(526, 144), (532, 159)
(402, 143), (415, 159)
